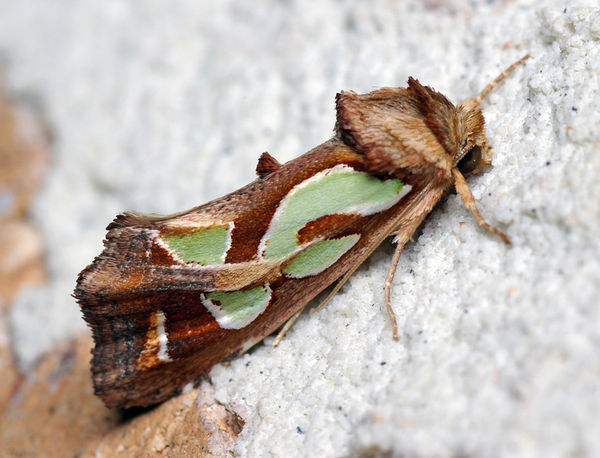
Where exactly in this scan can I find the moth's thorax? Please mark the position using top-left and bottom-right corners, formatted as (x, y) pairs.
(335, 77), (492, 182)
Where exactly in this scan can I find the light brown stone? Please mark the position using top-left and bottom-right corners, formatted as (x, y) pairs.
(0, 79), (50, 307)
(0, 333), (244, 457)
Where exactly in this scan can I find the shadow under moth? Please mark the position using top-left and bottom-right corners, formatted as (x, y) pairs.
(75, 55), (529, 409)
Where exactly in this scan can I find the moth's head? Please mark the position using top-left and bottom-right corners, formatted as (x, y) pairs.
(452, 103), (492, 177)
(405, 77), (492, 178)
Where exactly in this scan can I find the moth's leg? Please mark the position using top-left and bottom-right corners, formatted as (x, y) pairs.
(274, 236), (396, 346)
(311, 205), (434, 341)
(452, 168), (511, 245)
(383, 242), (406, 341)
(385, 203), (440, 341)
(273, 264), (362, 346)
(273, 310), (303, 347)
(383, 223), (421, 341)
(275, 233), (399, 343)
(311, 262), (363, 315)
(273, 261), (365, 346)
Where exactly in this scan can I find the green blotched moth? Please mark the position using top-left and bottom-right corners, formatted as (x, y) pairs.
(75, 55), (529, 408)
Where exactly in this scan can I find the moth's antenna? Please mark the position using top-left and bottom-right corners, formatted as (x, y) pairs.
(468, 54), (530, 108)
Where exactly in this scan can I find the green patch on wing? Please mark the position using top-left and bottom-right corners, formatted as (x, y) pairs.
(203, 285), (272, 329)
(263, 167), (407, 259)
(162, 225), (230, 264)
(283, 234), (360, 278)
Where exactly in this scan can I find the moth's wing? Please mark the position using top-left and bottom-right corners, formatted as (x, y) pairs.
(77, 198), (386, 407)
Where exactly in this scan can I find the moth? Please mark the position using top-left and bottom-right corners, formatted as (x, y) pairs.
(75, 55), (529, 409)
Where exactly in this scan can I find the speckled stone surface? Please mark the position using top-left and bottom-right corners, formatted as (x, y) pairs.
(1, 1), (598, 456)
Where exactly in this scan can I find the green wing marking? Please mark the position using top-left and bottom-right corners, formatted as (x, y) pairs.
(162, 223), (232, 265)
(283, 234), (360, 278)
(202, 284), (272, 330)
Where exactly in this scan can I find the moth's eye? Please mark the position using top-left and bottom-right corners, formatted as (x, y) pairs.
(457, 145), (481, 175)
